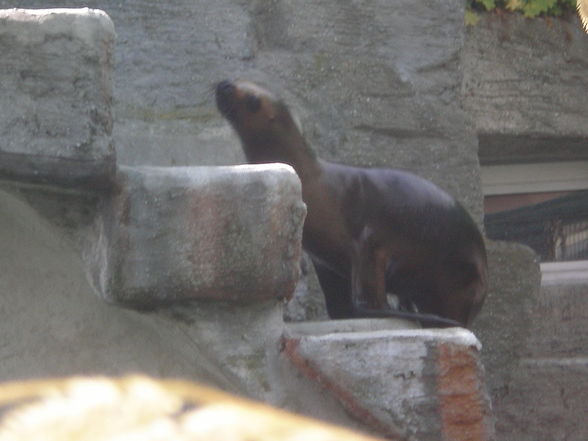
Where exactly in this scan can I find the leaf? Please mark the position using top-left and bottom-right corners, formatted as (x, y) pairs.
(479, 0), (497, 10)
(506, 0), (525, 11)
(469, 0), (579, 20)
(465, 9), (481, 26)
(523, 0), (558, 17)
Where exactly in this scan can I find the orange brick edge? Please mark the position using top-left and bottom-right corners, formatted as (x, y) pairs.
(437, 342), (493, 441)
(282, 337), (406, 441)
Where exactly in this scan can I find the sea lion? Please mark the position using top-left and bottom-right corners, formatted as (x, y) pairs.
(215, 79), (487, 328)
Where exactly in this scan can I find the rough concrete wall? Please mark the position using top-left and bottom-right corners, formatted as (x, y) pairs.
(0, 0), (483, 217)
(245, 0), (483, 216)
(0, 6), (299, 386)
(0, 2), (495, 314)
(463, 13), (588, 164)
(498, 282), (588, 441)
(470, 241), (541, 441)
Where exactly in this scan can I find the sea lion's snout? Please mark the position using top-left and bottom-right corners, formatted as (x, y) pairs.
(215, 80), (237, 121)
(216, 80), (235, 99)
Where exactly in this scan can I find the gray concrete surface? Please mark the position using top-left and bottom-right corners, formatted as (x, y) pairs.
(471, 241), (541, 399)
(85, 163), (305, 307)
(496, 280), (588, 441)
(283, 326), (494, 441)
(0, 188), (204, 381)
(0, 0), (483, 218)
(463, 13), (588, 165)
(0, 8), (116, 189)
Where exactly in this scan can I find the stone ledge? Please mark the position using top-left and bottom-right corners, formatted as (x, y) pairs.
(0, 8), (116, 190)
(540, 260), (588, 286)
(285, 318), (420, 336)
(282, 325), (494, 441)
(84, 163), (306, 308)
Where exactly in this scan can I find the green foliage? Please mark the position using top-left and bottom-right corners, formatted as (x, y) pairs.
(478, 0), (497, 9)
(466, 0), (577, 24)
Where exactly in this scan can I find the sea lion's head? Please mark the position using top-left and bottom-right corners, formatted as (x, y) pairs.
(216, 80), (305, 159)
(216, 80), (285, 129)
(216, 79), (313, 166)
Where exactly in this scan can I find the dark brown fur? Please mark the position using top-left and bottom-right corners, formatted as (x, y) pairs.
(216, 80), (487, 328)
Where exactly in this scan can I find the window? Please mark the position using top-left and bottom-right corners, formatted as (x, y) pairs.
(482, 161), (588, 263)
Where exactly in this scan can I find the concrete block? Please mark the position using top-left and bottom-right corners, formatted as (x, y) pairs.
(85, 163), (306, 308)
(282, 326), (494, 441)
(0, 8), (116, 189)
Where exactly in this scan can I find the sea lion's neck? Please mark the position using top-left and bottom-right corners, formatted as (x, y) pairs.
(284, 136), (323, 183)
(241, 128), (323, 182)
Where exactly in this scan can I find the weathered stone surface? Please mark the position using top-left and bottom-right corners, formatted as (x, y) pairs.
(85, 163), (305, 307)
(525, 282), (588, 358)
(283, 253), (329, 322)
(249, 0), (483, 221)
(0, 0), (257, 169)
(0, 188), (207, 381)
(0, 184), (299, 396)
(0, 186), (286, 393)
(491, 275), (588, 441)
(471, 241), (541, 401)
(463, 13), (588, 164)
(0, 0), (482, 219)
(496, 358), (588, 441)
(0, 8), (116, 189)
(283, 326), (494, 441)
(1, 0), (492, 332)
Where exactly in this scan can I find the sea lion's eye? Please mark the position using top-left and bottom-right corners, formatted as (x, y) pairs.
(246, 95), (262, 113)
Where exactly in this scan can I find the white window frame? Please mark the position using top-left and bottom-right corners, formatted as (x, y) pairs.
(481, 161), (588, 196)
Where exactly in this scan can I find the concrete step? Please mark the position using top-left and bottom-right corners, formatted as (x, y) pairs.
(282, 321), (494, 441)
(0, 8), (116, 190)
(85, 163), (305, 307)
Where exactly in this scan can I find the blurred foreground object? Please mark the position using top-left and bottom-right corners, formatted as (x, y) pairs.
(0, 376), (386, 441)
(579, 0), (588, 31)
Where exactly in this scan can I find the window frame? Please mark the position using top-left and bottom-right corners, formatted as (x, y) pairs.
(481, 160), (588, 282)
